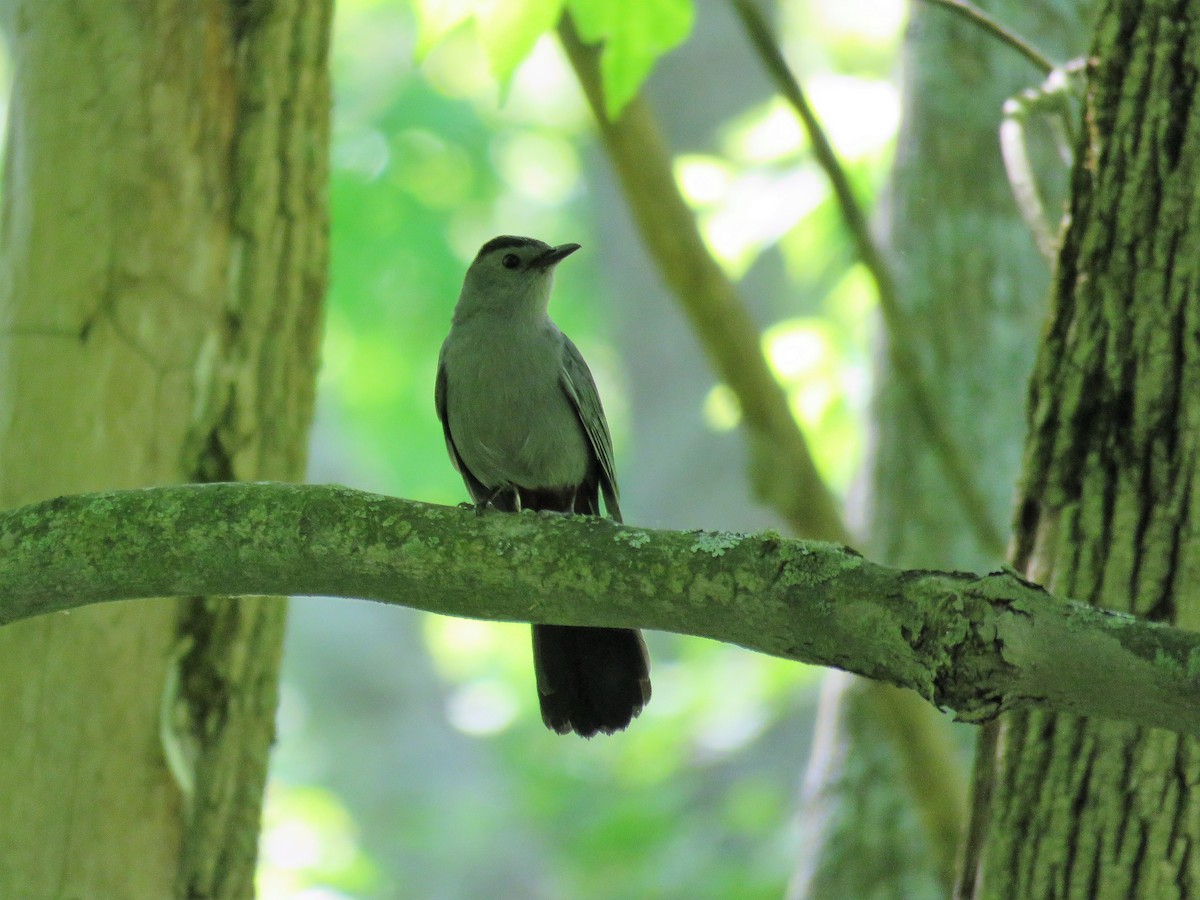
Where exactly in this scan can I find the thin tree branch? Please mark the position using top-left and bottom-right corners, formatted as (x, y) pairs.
(2, 482), (1199, 735)
(730, 5), (982, 879)
(729, 0), (1007, 559)
(920, 0), (1057, 76)
(864, 683), (968, 887)
(557, 17), (851, 545)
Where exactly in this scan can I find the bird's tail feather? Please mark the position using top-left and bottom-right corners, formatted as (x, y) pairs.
(532, 624), (650, 738)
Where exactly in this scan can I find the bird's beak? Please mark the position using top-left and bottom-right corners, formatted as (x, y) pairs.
(532, 243), (581, 269)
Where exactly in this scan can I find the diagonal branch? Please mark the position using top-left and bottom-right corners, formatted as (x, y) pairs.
(557, 17), (851, 545)
(2, 482), (1199, 735)
(729, 0), (1007, 559)
(560, 15), (973, 877)
(920, 0), (1056, 75)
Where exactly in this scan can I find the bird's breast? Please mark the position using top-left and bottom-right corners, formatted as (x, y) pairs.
(442, 324), (590, 490)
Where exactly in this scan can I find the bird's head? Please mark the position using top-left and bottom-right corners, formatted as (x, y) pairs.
(455, 235), (581, 321)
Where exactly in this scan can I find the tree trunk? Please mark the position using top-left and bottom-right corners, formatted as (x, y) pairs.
(0, 2), (330, 895)
(871, 0), (1093, 570)
(793, 1), (1094, 896)
(963, 3), (1200, 895)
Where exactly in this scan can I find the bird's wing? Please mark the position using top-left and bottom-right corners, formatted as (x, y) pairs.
(435, 347), (489, 503)
(559, 335), (621, 522)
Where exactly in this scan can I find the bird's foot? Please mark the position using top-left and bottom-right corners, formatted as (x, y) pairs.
(475, 484), (520, 514)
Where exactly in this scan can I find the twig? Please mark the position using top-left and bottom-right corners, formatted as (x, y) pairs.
(920, 0), (1056, 75)
(999, 62), (1088, 264)
(730, 0), (1007, 558)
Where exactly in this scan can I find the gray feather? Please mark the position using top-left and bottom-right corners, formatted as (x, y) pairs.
(437, 235), (648, 737)
(560, 335), (621, 523)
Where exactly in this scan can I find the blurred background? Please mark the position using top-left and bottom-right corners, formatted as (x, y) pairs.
(262, 1), (904, 897)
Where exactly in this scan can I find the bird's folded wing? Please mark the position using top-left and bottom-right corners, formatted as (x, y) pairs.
(559, 335), (621, 522)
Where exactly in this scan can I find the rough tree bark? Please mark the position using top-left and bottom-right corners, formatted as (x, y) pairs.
(0, 2), (330, 895)
(963, 2), (1200, 895)
(793, 1), (1094, 897)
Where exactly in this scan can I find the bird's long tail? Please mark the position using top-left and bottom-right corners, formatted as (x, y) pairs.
(532, 624), (651, 738)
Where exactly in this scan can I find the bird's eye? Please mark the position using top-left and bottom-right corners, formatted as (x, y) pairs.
(502, 253), (520, 270)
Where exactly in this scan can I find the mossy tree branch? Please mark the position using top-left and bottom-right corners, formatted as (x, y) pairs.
(4, 482), (1199, 735)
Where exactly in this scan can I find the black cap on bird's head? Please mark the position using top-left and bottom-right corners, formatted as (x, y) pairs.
(472, 235), (580, 270)
(456, 235), (582, 319)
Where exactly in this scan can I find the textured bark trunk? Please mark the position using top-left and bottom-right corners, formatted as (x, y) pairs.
(793, 1), (1095, 896)
(0, 2), (330, 895)
(963, 2), (1200, 896)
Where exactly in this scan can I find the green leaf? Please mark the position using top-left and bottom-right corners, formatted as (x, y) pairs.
(568, 0), (694, 118)
(412, 0), (476, 60)
(474, 0), (565, 87)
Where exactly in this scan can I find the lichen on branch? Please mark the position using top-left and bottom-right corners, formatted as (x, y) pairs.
(1, 482), (1198, 734)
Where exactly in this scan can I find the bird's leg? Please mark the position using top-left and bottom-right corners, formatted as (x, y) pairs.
(476, 484), (521, 514)
(535, 486), (579, 519)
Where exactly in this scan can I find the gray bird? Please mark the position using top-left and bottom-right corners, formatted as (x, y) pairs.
(436, 235), (651, 737)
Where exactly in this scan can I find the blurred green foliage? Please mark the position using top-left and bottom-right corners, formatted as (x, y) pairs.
(261, 0), (904, 897)
(568, 0), (694, 117)
(415, 0), (695, 117)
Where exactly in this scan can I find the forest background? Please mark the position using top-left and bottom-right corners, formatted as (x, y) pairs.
(0, 0), (1118, 897)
